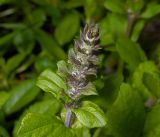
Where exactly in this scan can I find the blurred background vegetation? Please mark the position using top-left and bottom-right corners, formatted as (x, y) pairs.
(0, 0), (160, 136)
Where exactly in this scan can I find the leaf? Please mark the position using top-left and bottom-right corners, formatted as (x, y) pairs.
(4, 79), (40, 115)
(0, 91), (10, 109)
(0, 31), (16, 46)
(83, 0), (102, 20)
(143, 72), (160, 99)
(126, 0), (145, 12)
(132, 61), (159, 101)
(81, 82), (98, 96)
(131, 20), (145, 42)
(35, 29), (66, 60)
(64, 0), (83, 9)
(116, 37), (147, 70)
(55, 12), (80, 46)
(0, 23), (26, 29)
(141, 2), (160, 18)
(13, 28), (35, 53)
(100, 70), (124, 109)
(107, 83), (146, 137)
(27, 98), (60, 115)
(57, 60), (68, 79)
(99, 16), (114, 45)
(73, 128), (91, 137)
(104, 0), (125, 14)
(34, 53), (57, 73)
(0, 126), (10, 137)
(72, 101), (106, 128)
(5, 53), (27, 77)
(31, 9), (46, 27)
(37, 69), (67, 98)
(143, 104), (160, 137)
(16, 113), (74, 137)
(100, 14), (127, 46)
(13, 97), (61, 136)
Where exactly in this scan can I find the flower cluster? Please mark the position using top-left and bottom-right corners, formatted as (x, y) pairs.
(67, 23), (100, 100)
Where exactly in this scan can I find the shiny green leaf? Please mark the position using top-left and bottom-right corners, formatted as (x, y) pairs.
(4, 79), (40, 115)
(17, 113), (74, 137)
(72, 101), (106, 128)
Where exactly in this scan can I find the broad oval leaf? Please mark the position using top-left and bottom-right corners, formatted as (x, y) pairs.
(13, 97), (61, 136)
(107, 83), (146, 137)
(72, 101), (106, 128)
(55, 12), (80, 46)
(116, 37), (147, 71)
(17, 113), (74, 137)
(37, 69), (67, 98)
(4, 79), (40, 115)
(132, 61), (159, 101)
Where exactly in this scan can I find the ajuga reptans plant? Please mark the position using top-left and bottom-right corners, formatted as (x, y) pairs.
(37, 23), (106, 128)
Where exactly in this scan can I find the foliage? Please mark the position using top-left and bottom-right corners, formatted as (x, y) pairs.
(0, 0), (160, 137)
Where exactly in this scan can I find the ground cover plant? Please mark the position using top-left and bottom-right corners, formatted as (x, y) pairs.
(0, 0), (160, 137)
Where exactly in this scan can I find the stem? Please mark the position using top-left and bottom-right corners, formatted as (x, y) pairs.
(126, 11), (136, 37)
(65, 106), (72, 128)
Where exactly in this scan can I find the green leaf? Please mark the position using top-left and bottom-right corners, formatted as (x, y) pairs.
(55, 12), (80, 46)
(35, 29), (66, 60)
(0, 23), (26, 29)
(57, 60), (68, 79)
(13, 29), (35, 53)
(64, 0), (83, 9)
(81, 82), (98, 96)
(107, 83), (146, 137)
(27, 98), (60, 115)
(5, 53), (27, 77)
(72, 101), (106, 128)
(131, 20), (145, 42)
(0, 91), (10, 109)
(143, 104), (160, 137)
(143, 72), (160, 99)
(13, 97), (61, 136)
(126, 0), (145, 12)
(34, 53), (57, 73)
(99, 16), (114, 45)
(16, 113), (74, 137)
(116, 37), (147, 70)
(37, 69), (67, 98)
(73, 128), (91, 137)
(100, 14), (127, 46)
(38, 69), (67, 90)
(83, 0), (103, 20)
(4, 79), (40, 115)
(100, 70), (124, 109)
(104, 0), (125, 14)
(0, 31), (16, 46)
(0, 126), (10, 137)
(132, 61), (159, 101)
(141, 2), (160, 18)
(31, 9), (46, 27)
